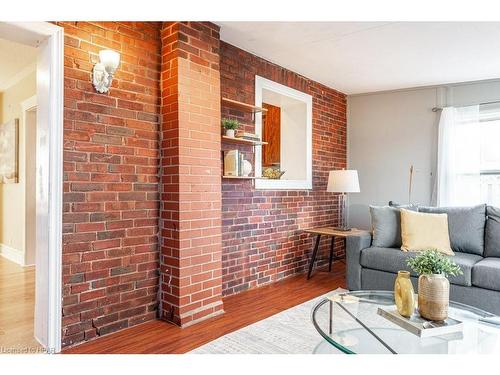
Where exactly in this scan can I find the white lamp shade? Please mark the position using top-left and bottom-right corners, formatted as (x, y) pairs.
(99, 50), (120, 73)
(327, 170), (360, 193)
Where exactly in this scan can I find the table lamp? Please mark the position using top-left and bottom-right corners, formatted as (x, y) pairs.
(327, 170), (360, 231)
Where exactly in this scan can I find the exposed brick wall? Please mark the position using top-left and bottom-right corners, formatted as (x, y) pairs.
(159, 22), (223, 326)
(220, 42), (347, 296)
(58, 21), (347, 348)
(59, 22), (162, 347)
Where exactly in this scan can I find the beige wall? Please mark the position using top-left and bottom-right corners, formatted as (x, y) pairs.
(0, 70), (36, 262)
(348, 87), (438, 229)
(0, 92), (2, 251)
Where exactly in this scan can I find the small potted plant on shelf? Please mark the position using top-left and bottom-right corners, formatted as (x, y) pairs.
(406, 249), (462, 321)
(222, 118), (240, 138)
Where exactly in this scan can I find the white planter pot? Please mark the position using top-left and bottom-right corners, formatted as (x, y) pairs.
(225, 129), (235, 138)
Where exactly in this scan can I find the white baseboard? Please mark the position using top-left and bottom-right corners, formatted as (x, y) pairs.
(0, 243), (24, 265)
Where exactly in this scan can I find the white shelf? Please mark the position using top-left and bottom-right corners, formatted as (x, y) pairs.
(222, 175), (266, 180)
(222, 136), (267, 146)
(222, 97), (268, 114)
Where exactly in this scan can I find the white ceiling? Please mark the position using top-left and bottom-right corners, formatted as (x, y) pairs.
(0, 37), (37, 92)
(218, 22), (500, 95)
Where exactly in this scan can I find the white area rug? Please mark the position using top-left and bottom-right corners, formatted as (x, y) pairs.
(189, 288), (346, 354)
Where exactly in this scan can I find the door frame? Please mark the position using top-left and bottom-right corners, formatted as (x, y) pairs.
(21, 95), (37, 267)
(0, 22), (63, 353)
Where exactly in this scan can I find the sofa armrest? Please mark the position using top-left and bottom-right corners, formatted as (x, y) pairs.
(345, 232), (372, 290)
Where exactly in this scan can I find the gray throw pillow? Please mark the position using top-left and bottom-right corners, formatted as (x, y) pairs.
(370, 206), (406, 248)
(485, 206), (500, 258)
(419, 204), (486, 255)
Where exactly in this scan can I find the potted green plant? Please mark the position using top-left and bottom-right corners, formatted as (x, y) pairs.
(406, 249), (462, 321)
(222, 118), (240, 138)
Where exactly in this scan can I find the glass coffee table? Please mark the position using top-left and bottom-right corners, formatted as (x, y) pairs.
(311, 290), (500, 354)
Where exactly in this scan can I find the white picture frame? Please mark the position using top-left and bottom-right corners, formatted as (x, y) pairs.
(254, 75), (313, 190)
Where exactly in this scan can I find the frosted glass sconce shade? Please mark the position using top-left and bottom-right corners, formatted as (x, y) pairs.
(93, 49), (121, 94)
(99, 50), (120, 74)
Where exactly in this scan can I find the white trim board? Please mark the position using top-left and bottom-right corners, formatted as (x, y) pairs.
(254, 75), (313, 190)
(21, 95), (37, 113)
(0, 21), (64, 354)
(0, 243), (24, 266)
(21, 95), (37, 267)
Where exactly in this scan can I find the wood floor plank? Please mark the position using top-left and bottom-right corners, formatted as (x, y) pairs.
(0, 257), (41, 351)
(64, 263), (346, 354)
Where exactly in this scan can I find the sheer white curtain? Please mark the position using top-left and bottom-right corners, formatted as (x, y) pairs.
(434, 105), (481, 207)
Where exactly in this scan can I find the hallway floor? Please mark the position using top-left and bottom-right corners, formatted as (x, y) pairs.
(0, 256), (41, 353)
(64, 263), (346, 354)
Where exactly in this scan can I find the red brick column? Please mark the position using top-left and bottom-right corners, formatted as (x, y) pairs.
(159, 22), (223, 326)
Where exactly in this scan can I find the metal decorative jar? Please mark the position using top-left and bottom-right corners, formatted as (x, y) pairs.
(394, 270), (415, 318)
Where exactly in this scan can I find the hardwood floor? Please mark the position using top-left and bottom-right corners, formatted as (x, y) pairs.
(0, 256), (41, 351)
(65, 263), (346, 354)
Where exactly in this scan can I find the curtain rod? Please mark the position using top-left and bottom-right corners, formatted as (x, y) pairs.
(432, 99), (500, 112)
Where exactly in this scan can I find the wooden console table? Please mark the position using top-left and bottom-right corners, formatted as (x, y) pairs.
(304, 227), (370, 279)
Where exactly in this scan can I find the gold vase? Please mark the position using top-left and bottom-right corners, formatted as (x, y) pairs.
(418, 274), (449, 321)
(394, 271), (415, 318)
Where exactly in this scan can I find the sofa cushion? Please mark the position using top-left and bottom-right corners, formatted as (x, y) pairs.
(419, 204), (486, 255)
(485, 206), (500, 258)
(360, 247), (417, 276)
(370, 206), (403, 248)
(360, 247), (482, 287)
(472, 258), (500, 292)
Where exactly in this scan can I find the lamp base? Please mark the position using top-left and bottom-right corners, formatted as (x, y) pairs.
(334, 193), (351, 233)
(332, 226), (351, 232)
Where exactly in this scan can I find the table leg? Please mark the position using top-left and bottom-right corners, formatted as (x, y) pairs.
(329, 299), (333, 335)
(307, 234), (321, 280)
(328, 236), (335, 272)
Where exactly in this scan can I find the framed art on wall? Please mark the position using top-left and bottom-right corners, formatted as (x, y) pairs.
(0, 118), (19, 184)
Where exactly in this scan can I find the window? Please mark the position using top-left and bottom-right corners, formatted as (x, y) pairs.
(254, 76), (312, 190)
(480, 105), (500, 207)
(436, 103), (500, 206)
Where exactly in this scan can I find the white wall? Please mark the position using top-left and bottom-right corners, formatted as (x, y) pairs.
(281, 103), (307, 180)
(347, 79), (500, 230)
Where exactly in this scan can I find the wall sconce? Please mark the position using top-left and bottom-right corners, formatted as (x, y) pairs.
(93, 50), (120, 94)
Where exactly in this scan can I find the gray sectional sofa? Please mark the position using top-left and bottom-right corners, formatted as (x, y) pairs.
(346, 204), (500, 315)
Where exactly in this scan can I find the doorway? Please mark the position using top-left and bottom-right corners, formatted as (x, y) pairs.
(0, 36), (38, 351)
(0, 22), (63, 353)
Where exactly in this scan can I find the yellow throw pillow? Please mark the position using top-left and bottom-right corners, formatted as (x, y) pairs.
(400, 209), (454, 255)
